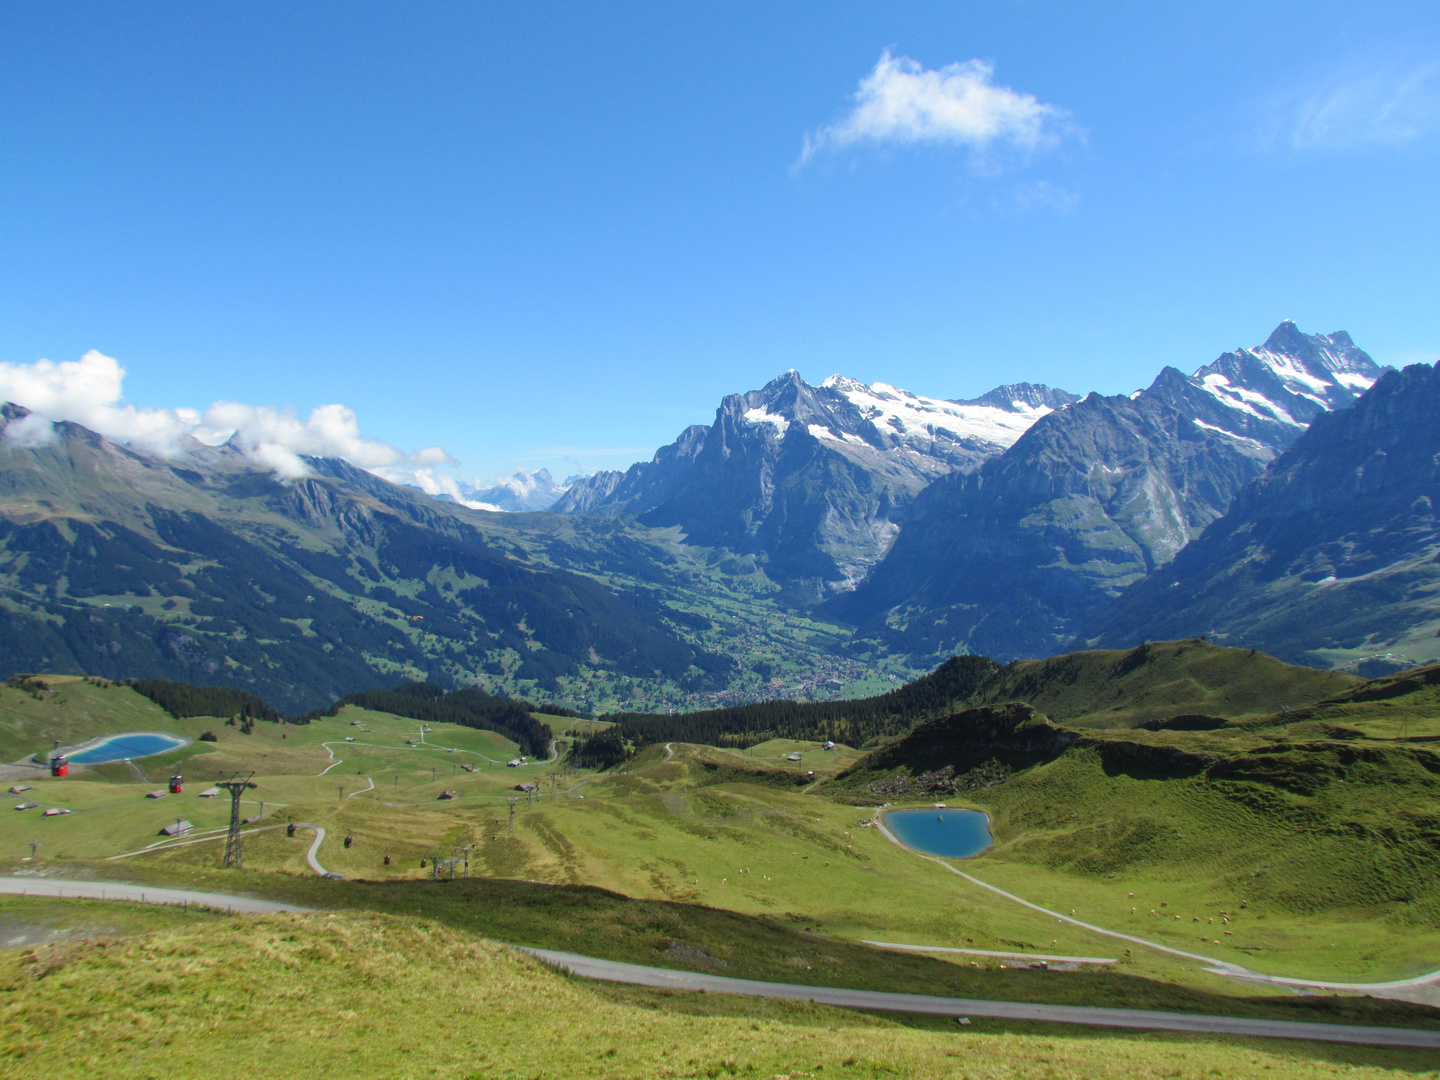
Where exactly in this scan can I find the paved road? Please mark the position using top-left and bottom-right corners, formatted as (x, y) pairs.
(519, 946), (1440, 1049)
(0, 876), (309, 913)
(303, 824), (330, 874)
(3, 876), (1436, 1047)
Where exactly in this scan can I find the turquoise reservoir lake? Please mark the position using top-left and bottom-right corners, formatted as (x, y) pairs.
(883, 808), (993, 858)
(69, 733), (187, 764)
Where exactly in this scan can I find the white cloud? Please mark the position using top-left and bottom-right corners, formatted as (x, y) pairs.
(0, 351), (196, 453)
(1264, 61), (1440, 152)
(0, 349), (456, 486)
(800, 51), (1076, 166)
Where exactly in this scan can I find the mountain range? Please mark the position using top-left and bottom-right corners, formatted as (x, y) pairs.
(0, 318), (1433, 711)
(0, 409), (887, 712)
(836, 323), (1386, 665)
(1085, 359), (1440, 670)
(554, 372), (1078, 595)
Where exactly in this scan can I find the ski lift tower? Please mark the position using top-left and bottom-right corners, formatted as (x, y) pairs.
(217, 771), (257, 869)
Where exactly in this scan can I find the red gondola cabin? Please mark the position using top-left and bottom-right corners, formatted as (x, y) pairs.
(168, 774), (183, 794)
(50, 756), (68, 778)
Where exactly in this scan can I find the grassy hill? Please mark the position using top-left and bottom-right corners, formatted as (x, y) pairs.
(968, 640), (1360, 729)
(7, 905), (1433, 1079)
(0, 676), (212, 765)
(1245, 660), (1440, 740)
(827, 683), (1440, 983)
(606, 642), (1358, 753)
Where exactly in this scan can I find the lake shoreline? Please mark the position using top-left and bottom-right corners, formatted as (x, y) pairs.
(880, 805), (994, 859)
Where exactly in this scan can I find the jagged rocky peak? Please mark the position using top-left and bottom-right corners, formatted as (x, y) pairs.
(1189, 320), (1385, 427)
(551, 367), (1071, 591)
(699, 368), (1062, 464)
(951, 382), (1081, 413)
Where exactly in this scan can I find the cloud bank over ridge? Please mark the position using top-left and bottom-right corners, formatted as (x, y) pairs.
(0, 350), (476, 502)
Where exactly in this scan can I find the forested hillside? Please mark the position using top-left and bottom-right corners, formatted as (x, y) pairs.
(605, 655), (999, 748)
(320, 681), (564, 758)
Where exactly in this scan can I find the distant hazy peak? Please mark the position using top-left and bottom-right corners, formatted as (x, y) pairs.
(460, 467), (571, 513)
(951, 382), (1081, 413)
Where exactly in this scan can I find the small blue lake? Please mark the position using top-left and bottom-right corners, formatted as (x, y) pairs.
(69, 733), (187, 764)
(883, 807), (993, 858)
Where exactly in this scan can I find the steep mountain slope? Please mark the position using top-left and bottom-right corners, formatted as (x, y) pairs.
(1084, 361), (1440, 669)
(554, 371), (1075, 594)
(0, 405), (884, 712)
(839, 323), (1384, 664)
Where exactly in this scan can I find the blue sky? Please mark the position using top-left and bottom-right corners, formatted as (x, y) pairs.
(1, 1), (1437, 489)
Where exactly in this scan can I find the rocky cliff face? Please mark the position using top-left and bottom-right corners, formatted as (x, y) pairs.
(837, 323), (1386, 665)
(553, 370), (1072, 594)
(1084, 361), (1440, 670)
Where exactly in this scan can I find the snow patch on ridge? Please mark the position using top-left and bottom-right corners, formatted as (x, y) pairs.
(1198, 374), (1304, 426)
(821, 375), (1048, 449)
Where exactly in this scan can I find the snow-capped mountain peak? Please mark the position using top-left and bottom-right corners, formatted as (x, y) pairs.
(803, 373), (1070, 459)
(456, 467), (570, 512)
(1187, 321), (1383, 428)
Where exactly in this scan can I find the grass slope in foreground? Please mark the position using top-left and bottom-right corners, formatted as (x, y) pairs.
(4, 905), (1438, 1080)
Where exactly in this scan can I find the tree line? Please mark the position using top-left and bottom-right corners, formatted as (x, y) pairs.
(603, 654), (1000, 749)
(130, 679), (294, 725)
(316, 682), (565, 758)
(128, 675), (580, 758)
